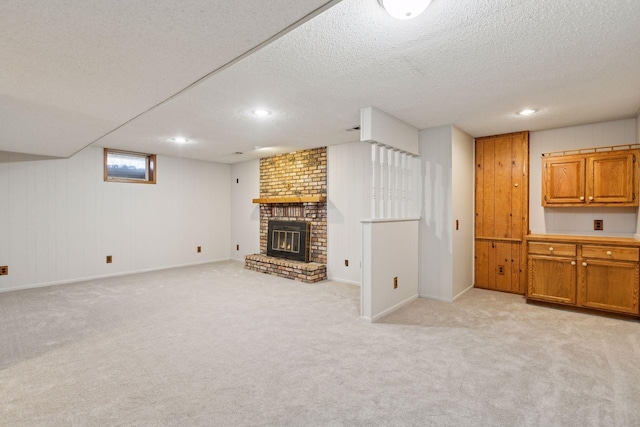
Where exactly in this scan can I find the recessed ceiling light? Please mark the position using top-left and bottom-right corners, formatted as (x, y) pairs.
(517, 109), (537, 116)
(252, 109), (271, 117)
(170, 136), (189, 143)
(378, 0), (432, 20)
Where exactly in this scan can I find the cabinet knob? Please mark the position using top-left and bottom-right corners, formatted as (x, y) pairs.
(606, 251), (612, 256)
(514, 183), (519, 187)
(571, 261), (576, 265)
(549, 247), (554, 252)
(582, 262), (588, 267)
(579, 196), (585, 201)
(589, 196), (594, 201)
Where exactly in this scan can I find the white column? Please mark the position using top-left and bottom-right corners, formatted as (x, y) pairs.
(371, 144), (378, 219)
(387, 148), (394, 219)
(407, 155), (414, 217)
(379, 146), (387, 218)
(394, 151), (401, 218)
(401, 153), (408, 218)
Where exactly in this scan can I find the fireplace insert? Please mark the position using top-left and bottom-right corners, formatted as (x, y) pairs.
(267, 220), (311, 262)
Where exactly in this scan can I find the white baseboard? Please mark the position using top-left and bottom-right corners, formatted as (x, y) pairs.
(452, 284), (474, 302)
(328, 277), (361, 286)
(0, 258), (230, 294)
(419, 284), (475, 303)
(419, 293), (452, 303)
(361, 293), (419, 323)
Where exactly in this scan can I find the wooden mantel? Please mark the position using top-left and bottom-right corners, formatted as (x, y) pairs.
(252, 195), (326, 204)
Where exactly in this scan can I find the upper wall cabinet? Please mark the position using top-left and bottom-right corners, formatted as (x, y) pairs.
(542, 147), (639, 207)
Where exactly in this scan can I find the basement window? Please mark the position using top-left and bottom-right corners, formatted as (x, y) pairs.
(104, 148), (156, 184)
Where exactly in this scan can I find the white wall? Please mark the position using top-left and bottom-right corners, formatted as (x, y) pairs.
(451, 126), (474, 298)
(529, 118), (638, 236)
(361, 219), (419, 322)
(418, 125), (453, 301)
(327, 142), (370, 284)
(418, 125), (474, 302)
(230, 159), (260, 261)
(0, 146), (231, 292)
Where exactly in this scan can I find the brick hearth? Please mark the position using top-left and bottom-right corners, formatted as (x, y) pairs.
(245, 254), (326, 284)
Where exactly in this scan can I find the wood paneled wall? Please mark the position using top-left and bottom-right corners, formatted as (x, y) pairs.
(475, 131), (529, 294)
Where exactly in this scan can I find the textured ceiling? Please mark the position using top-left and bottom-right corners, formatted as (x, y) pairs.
(2, 0), (640, 162)
(0, 0), (338, 157)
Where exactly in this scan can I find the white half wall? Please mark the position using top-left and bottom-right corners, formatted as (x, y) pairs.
(529, 118), (638, 237)
(327, 141), (371, 284)
(230, 159), (260, 261)
(0, 146), (231, 292)
(361, 219), (419, 322)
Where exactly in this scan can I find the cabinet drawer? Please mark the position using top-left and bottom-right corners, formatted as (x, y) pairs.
(528, 242), (576, 257)
(581, 245), (639, 262)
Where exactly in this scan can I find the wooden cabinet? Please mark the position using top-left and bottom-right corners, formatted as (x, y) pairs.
(526, 235), (640, 316)
(578, 245), (639, 315)
(527, 241), (577, 304)
(542, 148), (638, 207)
(475, 132), (529, 294)
(528, 255), (577, 304)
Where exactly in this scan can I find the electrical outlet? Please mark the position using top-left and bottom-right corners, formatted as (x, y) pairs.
(197, 246), (202, 253)
(594, 219), (603, 230)
(498, 265), (505, 275)
(106, 256), (112, 264)
(393, 277), (398, 289)
(345, 259), (349, 267)
(0, 266), (8, 276)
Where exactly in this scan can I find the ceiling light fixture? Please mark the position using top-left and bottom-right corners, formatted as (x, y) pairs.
(517, 109), (537, 116)
(378, 0), (432, 20)
(170, 136), (189, 143)
(252, 109), (272, 117)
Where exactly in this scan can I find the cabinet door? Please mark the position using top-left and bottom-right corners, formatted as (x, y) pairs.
(476, 240), (525, 294)
(542, 156), (586, 206)
(528, 255), (577, 304)
(578, 260), (639, 315)
(588, 152), (636, 205)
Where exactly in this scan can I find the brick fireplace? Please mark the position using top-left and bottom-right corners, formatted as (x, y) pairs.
(244, 147), (327, 283)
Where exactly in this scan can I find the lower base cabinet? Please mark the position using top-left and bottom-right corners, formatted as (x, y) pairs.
(528, 256), (576, 305)
(579, 260), (639, 315)
(526, 235), (640, 317)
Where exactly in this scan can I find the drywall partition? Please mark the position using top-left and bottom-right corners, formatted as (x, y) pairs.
(529, 118), (637, 237)
(360, 107), (420, 155)
(450, 126), (474, 298)
(418, 125), (474, 302)
(361, 218), (419, 322)
(327, 142), (370, 284)
(0, 146), (231, 293)
(419, 126), (453, 301)
(230, 159), (260, 261)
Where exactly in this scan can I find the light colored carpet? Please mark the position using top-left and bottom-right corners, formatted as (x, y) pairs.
(0, 260), (639, 426)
